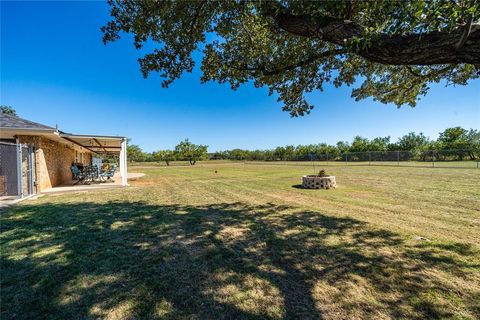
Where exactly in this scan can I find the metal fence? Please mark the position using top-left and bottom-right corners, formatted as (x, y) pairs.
(0, 142), (35, 197)
(245, 149), (479, 169)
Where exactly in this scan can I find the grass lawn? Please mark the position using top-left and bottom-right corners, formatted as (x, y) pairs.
(1, 163), (479, 319)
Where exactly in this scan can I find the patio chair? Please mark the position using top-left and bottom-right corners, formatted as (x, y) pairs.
(71, 165), (85, 185)
(83, 165), (99, 184)
(100, 164), (116, 182)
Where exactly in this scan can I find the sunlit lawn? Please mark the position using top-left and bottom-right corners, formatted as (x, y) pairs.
(1, 163), (479, 319)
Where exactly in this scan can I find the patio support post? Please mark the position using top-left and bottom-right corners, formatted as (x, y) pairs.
(120, 138), (128, 186)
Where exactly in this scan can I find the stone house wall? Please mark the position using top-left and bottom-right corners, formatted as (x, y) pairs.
(18, 136), (92, 192)
(21, 148), (30, 196)
(85, 153), (92, 165)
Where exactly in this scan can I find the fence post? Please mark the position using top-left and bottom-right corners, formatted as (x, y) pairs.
(326, 153), (329, 166)
(345, 153), (348, 165)
(432, 150), (435, 167)
(369, 152), (371, 166)
(16, 143), (23, 197)
(397, 151), (400, 166)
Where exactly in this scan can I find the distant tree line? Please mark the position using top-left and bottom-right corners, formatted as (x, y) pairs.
(214, 127), (479, 161)
(128, 127), (480, 164)
(128, 139), (208, 165)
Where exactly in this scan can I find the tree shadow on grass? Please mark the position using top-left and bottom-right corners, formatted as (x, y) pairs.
(1, 201), (479, 319)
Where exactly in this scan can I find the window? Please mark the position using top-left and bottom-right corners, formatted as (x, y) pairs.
(75, 151), (84, 163)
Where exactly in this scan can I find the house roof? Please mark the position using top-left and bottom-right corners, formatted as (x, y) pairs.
(0, 113), (126, 154)
(0, 113), (55, 130)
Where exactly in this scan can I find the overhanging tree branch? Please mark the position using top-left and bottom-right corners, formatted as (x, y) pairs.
(227, 49), (346, 76)
(262, 1), (480, 65)
(455, 15), (474, 50)
(103, 0), (480, 115)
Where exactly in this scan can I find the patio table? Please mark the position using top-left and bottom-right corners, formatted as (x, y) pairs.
(83, 165), (101, 184)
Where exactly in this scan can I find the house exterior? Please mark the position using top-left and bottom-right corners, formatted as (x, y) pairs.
(0, 113), (127, 195)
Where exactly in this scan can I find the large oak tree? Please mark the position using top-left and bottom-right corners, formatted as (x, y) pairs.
(102, 0), (479, 116)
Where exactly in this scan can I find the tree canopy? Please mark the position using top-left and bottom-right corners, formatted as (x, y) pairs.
(174, 139), (208, 165)
(152, 150), (176, 166)
(103, 0), (479, 116)
(0, 105), (17, 116)
(127, 143), (147, 162)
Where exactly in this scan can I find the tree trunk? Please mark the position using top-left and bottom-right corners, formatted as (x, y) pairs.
(190, 160), (196, 165)
(266, 7), (480, 65)
(468, 151), (475, 161)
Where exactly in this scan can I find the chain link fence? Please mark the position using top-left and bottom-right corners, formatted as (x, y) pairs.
(245, 149), (479, 169)
(0, 142), (35, 197)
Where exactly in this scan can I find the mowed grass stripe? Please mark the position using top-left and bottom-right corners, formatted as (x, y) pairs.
(1, 163), (479, 319)
(160, 164), (479, 244)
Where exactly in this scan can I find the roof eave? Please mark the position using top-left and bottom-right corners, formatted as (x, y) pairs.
(59, 133), (126, 140)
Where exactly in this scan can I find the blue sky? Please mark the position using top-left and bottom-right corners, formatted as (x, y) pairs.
(1, 1), (479, 152)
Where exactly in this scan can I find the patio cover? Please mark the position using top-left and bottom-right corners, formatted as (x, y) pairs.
(59, 133), (128, 186)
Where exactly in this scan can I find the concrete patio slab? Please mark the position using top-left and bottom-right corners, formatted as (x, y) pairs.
(41, 172), (145, 195)
(0, 173), (146, 207)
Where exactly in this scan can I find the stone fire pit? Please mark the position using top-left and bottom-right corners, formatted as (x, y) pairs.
(302, 174), (336, 189)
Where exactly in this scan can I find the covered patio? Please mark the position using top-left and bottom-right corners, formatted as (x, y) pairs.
(1, 113), (131, 205)
(58, 132), (128, 187)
